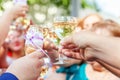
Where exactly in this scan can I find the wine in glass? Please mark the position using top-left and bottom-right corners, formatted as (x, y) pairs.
(53, 16), (77, 65)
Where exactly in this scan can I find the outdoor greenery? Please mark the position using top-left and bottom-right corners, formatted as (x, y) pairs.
(0, 0), (97, 24)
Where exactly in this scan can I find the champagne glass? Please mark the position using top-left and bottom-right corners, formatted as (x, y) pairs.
(53, 16), (77, 65)
(25, 25), (51, 79)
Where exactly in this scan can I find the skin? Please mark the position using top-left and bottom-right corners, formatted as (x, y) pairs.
(60, 31), (120, 77)
(8, 30), (25, 59)
(6, 50), (44, 80)
(0, 5), (28, 68)
(83, 15), (102, 30)
(0, 4), (45, 80)
(0, 5), (28, 47)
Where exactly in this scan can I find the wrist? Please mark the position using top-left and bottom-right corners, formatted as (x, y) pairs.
(3, 9), (14, 20)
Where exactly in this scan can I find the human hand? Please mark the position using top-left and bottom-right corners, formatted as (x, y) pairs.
(43, 39), (58, 63)
(60, 31), (95, 48)
(6, 4), (28, 19)
(43, 38), (58, 51)
(60, 43), (82, 60)
(6, 50), (44, 80)
(60, 31), (97, 61)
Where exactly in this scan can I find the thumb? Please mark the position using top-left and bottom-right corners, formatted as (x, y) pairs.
(60, 35), (73, 46)
(28, 50), (45, 59)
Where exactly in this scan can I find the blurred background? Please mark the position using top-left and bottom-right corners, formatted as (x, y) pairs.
(1, 0), (120, 25)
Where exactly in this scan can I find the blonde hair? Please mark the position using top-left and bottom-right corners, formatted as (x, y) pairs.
(78, 14), (103, 29)
(91, 20), (120, 37)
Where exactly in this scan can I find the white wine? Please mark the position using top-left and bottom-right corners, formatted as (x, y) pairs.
(53, 21), (77, 39)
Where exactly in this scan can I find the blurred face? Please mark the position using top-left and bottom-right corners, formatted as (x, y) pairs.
(8, 31), (25, 51)
(94, 28), (113, 36)
(84, 16), (102, 30)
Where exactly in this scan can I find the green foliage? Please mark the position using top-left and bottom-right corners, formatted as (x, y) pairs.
(0, 0), (3, 10)
(81, 0), (96, 10)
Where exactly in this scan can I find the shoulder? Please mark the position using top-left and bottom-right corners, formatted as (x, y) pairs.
(0, 72), (18, 80)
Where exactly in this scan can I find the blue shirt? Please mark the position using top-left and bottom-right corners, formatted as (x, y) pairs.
(56, 63), (88, 80)
(0, 72), (18, 80)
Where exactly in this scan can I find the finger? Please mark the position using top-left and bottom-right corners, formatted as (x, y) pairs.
(37, 59), (44, 68)
(28, 50), (45, 59)
(50, 43), (58, 50)
(79, 49), (85, 60)
(72, 52), (81, 59)
(62, 43), (77, 49)
(62, 49), (82, 60)
(71, 47), (80, 52)
(84, 47), (95, 61)
(60, 36), (73, 46)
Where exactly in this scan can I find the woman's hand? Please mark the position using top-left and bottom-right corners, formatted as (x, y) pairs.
(6, 4), (28, 19)
(43, 39), (58, 62)
(6, 50), (44, 80)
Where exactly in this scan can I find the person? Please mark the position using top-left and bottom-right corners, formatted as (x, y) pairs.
(75, 20), (120, 80)
(0, 5), (28, 47)
(0, 3), (28, 69)
(60, 27), (120, 77)
(0, 50), (44, 80)
(7, 29), (25, 63)
(78, 14), (103, 30)
(0, 4), (44, 80)
(0, 28), (25, 68)
(45, 20), (120, 80)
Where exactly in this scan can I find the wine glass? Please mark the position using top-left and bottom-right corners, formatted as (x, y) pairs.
(53, 16), (77, 65)
(25, 25), (51, 79)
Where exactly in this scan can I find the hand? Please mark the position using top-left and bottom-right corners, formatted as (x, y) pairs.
(43, 38), (58, 51)
(60, 31), (95, 48)
(43, 39), (58, 62)
(6, 4), (28, 19)
(6, 50), (44, 80)
(60, 43), (82, 60)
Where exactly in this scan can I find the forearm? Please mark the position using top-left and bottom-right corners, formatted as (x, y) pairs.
(0, 10), (14, 47)
(89, 36), (120, 69)
(96, 59), (120, 77)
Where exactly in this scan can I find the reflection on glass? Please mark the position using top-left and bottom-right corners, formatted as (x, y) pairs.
(53, 16), (77, 64)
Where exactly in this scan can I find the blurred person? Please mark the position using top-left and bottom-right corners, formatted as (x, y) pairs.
(0, 4), (28, 69)
(0, 3), (46, 80)
(0, 46), (8, 68)
(7, 29), (25, 64)
(78, 14), (103, 30)
(0, 26), (26, 68)
(0, 4), (28, 47)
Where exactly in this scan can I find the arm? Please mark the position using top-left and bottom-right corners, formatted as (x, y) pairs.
(61, 31), (120, 70)
(88, 36), (120, 69)
(0, 5), (28, 47)
(6, 50), (44, 80)
(0, 73), (18, 80)
(96, 59), (120, 77)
